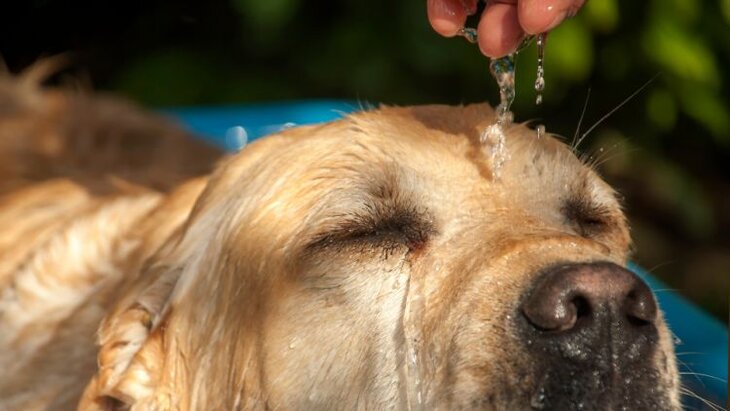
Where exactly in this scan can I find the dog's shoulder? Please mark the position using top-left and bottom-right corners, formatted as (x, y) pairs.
(0, 176), (207, 410)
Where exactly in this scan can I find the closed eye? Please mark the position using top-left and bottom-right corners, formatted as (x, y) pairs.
(306, 206), (432, 253)
(562, 197), (611, 237)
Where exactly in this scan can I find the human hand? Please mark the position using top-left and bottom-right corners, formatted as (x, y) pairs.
(427, 0), (586, 58)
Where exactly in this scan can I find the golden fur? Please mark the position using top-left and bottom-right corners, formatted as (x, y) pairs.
(0, 78), (679, 410)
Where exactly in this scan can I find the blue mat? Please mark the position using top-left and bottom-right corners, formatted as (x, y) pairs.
(164, 101), (728, 408)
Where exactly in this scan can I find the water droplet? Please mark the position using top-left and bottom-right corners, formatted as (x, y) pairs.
(530, 387), (547, 409)
(289, 339), (298, 349)
(673, 336), (683, 345)
(280, 121), (297, 130)
(534, 33), (547, 105)
(225, 125), (248, 151)
(457, 27), (478, 43)
(536, 124), (545, 139)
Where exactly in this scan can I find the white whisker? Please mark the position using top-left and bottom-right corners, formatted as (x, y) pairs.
(679, 386), (726, 411)
(676, 356), (705, 387)
(679, 372), (728, 383)
(574, 74), (659, 151)
(571, 88), (592, 151)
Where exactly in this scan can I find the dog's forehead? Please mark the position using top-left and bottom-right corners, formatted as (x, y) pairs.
(212, 104), (614, 213)
(332, 105), (600, 196)
(202, 104), (618, 230)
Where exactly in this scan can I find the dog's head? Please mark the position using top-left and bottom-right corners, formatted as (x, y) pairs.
(82, 104), (679, 410)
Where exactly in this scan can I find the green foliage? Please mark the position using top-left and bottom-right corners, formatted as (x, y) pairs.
(646, 89), (677, 131)
(231, 0), (301, 35)
(584, 0), (619, 33)
(545, 19), (594, 83)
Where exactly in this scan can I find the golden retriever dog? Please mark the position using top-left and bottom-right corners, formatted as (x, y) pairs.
(0, 74), (679, 410)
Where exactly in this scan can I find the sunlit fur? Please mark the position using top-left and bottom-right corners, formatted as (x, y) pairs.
(0, 77), (679, 410)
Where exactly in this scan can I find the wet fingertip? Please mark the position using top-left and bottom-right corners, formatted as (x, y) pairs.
(477, 4), (525, 58)
(542, 11), (568, 33)
(478, 36), (510, 59)
(428, 0), (469, 37)
(519, 3), (568, 35)
(430, 18), (464, 37)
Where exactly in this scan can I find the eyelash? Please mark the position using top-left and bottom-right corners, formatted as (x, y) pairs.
(563, 200), (609, 237)
(308, 210), (431, 253)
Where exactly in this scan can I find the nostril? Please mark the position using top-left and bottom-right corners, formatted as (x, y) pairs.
(573, 295), (591, 322)
(522, 297), (571, 332)
(522, 292), (591, 333)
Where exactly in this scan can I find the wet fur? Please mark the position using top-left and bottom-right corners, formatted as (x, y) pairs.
(0, 74), (679, 410)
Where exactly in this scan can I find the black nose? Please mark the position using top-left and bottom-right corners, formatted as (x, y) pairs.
(520, 262), (658, 360)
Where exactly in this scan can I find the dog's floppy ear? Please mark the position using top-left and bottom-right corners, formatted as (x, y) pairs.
(78, 179), (210, 410)
(79, 261), (180, 410)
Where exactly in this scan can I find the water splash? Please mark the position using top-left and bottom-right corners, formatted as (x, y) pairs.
(480, 123), (509, 179)
(480, 53), (519, 179)
(534, 33), (547, 105)
(455, 31), (549, 177)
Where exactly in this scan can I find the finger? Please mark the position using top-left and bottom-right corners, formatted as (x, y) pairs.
(427, 0), (477, 37)
(518, 0), (586, 34)
(477, 1), (525, 58)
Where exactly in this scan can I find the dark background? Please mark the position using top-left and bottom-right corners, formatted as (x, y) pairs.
(1, 0), (728, 319)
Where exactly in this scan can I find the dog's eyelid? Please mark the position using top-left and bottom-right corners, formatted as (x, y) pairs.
(562, 197), (612, 237)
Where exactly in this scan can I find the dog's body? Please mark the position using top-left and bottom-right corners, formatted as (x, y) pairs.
(0, 79), (680, 410)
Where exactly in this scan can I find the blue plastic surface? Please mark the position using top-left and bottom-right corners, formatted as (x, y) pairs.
(165, 101), (728, 408)
(632, 263), (728, 407)
(161, 101), (358, 151)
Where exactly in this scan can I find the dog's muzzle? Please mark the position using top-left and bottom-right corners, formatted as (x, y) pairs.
(515, 262), (668, 410)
